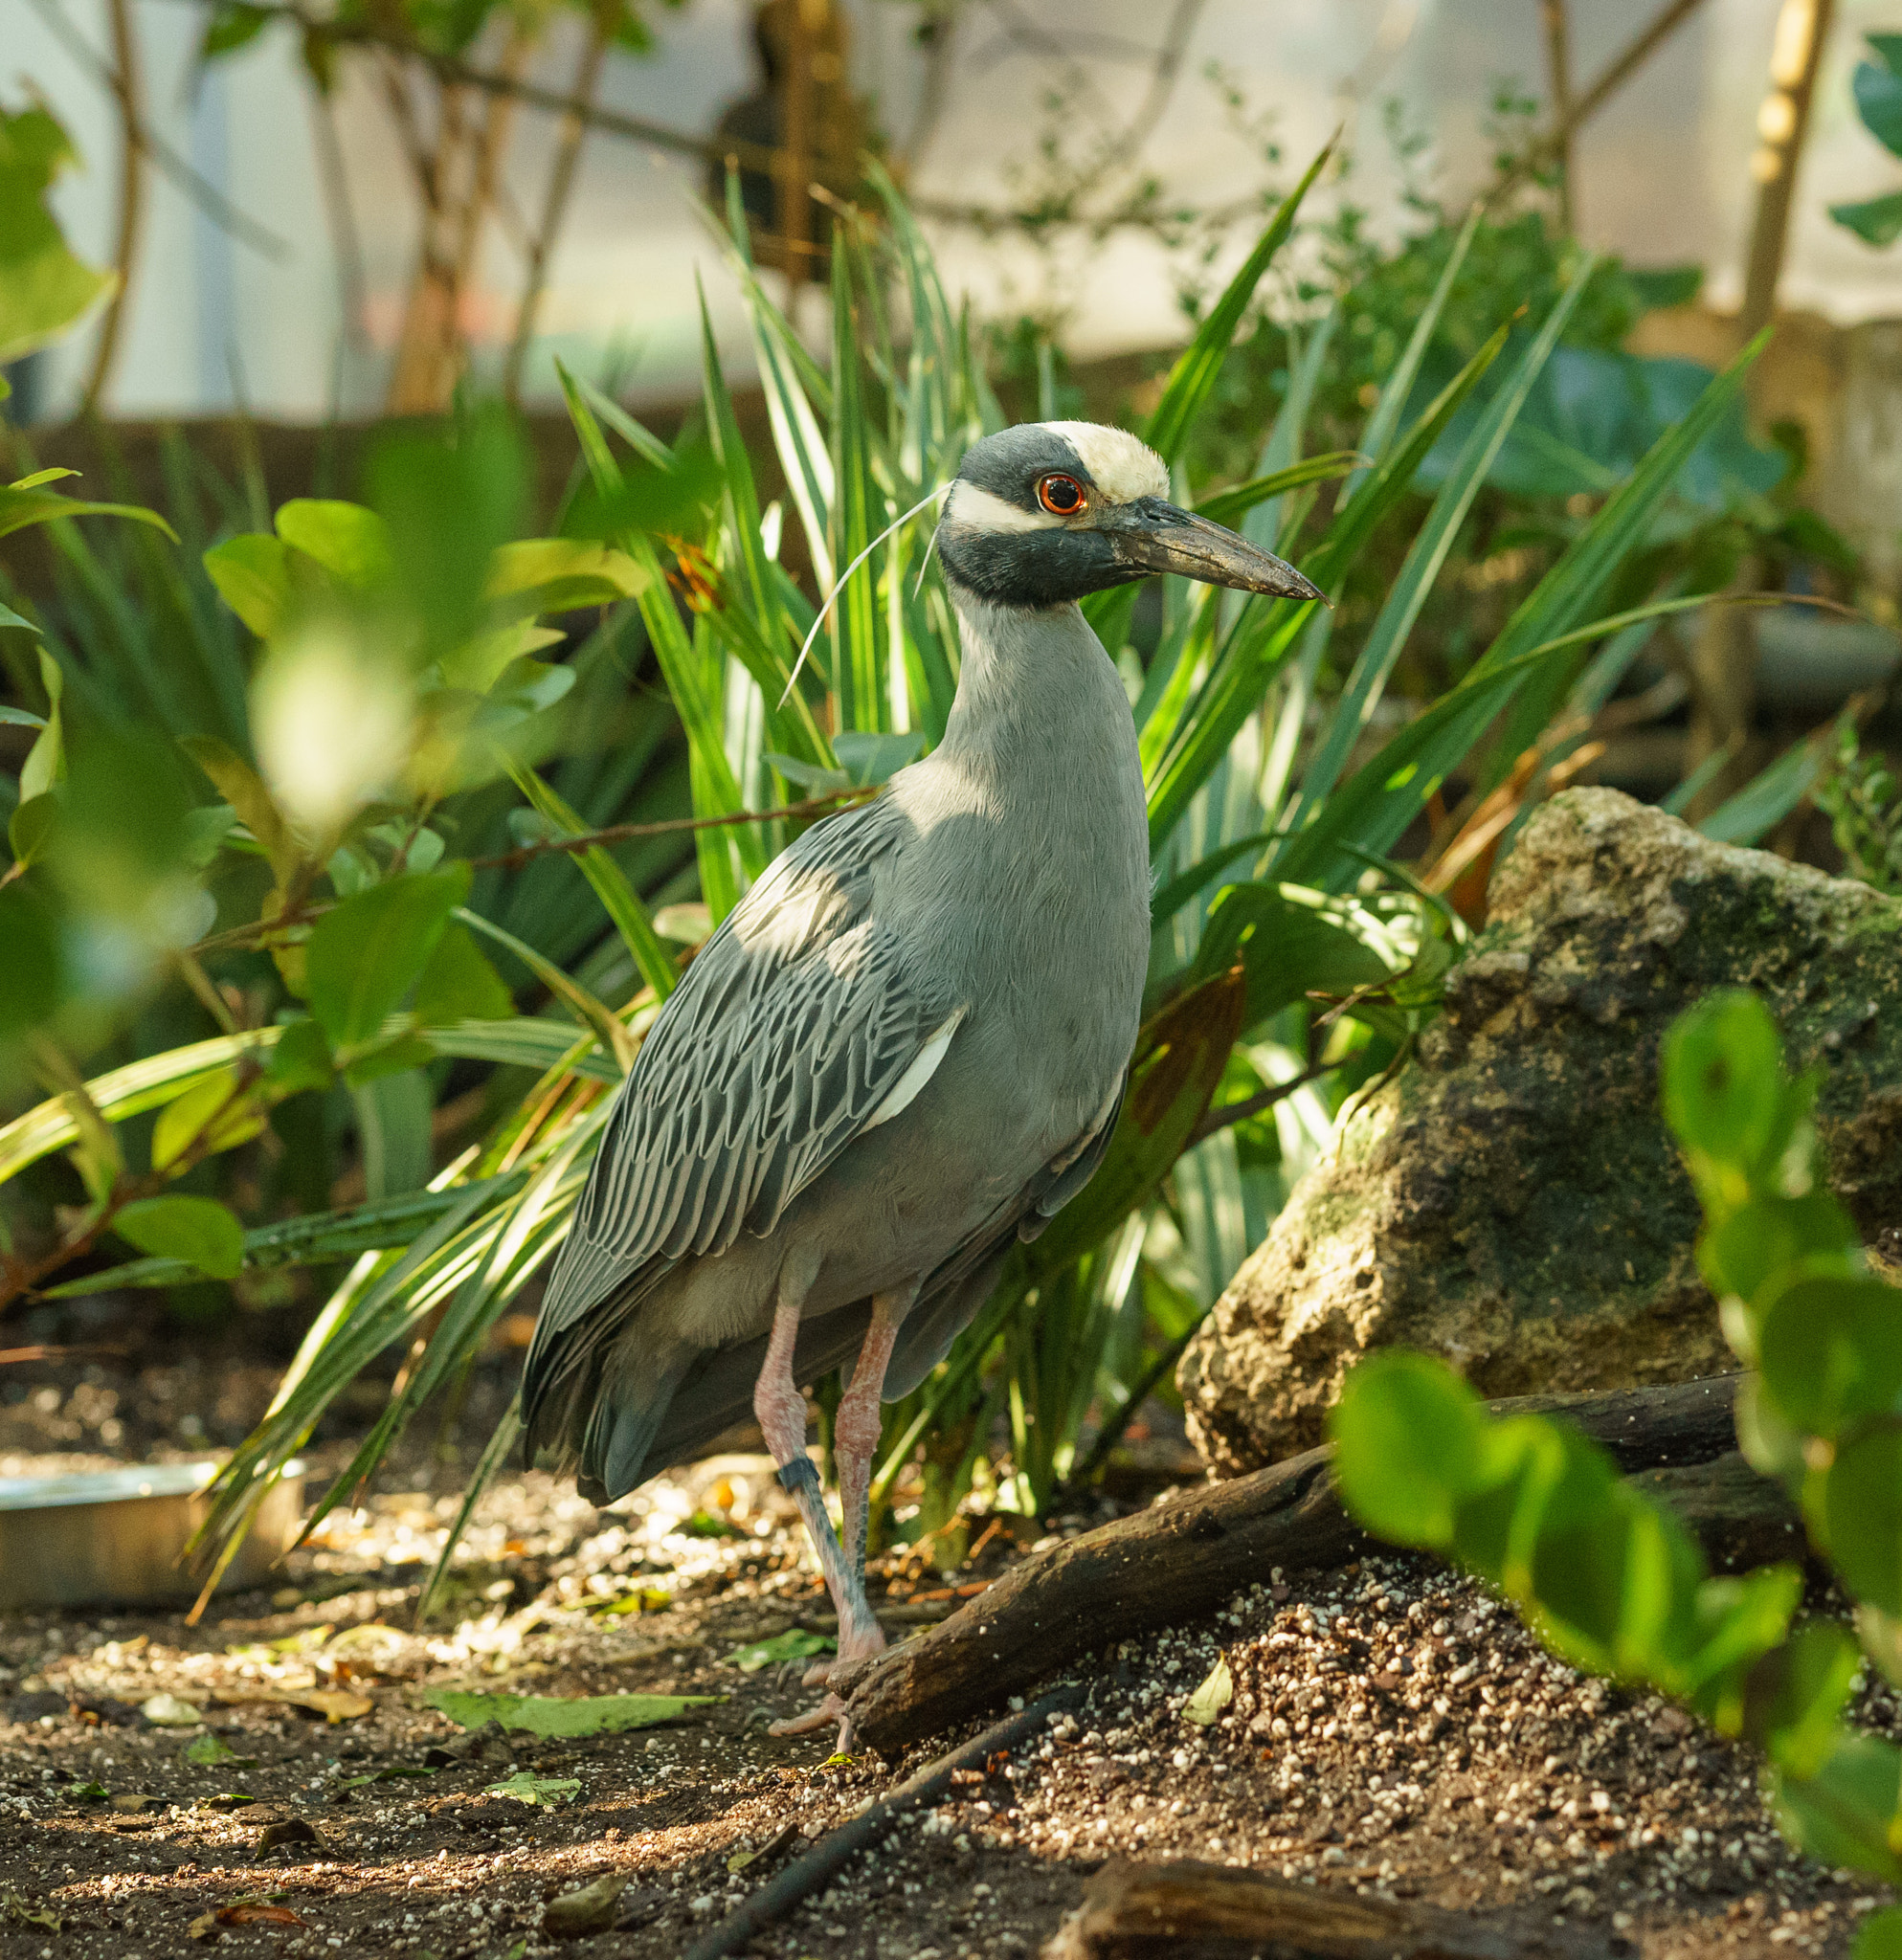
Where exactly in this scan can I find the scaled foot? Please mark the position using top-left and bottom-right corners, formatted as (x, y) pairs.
(802, 1617), (887, 1687)
(768, 1691), (853, 1751)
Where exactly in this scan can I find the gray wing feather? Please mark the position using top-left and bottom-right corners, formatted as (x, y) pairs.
(533, 797), (943, 1353)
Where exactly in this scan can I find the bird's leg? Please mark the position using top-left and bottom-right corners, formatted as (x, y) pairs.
(757, 1282), (915, 1750)
(824, 1283), (917, 1678)
(751, 1281), (858, 1629)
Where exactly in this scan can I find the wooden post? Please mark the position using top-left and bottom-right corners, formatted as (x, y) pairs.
(1739, 0), (1837, 342)
(1689, 0), (1837, 815)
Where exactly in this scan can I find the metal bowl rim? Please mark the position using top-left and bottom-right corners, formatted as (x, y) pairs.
(0, 1459), (307, 1512)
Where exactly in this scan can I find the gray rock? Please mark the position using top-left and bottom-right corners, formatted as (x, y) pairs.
(1178, 787), (1902, 1478)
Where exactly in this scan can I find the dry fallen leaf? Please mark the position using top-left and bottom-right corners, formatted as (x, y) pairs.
(1182, 1652), (1235, 1727)
(543, 1874), (625, 1939)
(142, 1692), (204, 1726)
(220, 1902), (305, 1927)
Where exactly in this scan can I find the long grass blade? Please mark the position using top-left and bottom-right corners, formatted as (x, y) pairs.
(1287, 257), (1600, 827)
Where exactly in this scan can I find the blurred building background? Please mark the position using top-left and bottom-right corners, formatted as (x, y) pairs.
(8, 0), (1900, 423)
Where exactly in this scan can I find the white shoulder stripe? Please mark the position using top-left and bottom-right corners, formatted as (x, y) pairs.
(945, 481), (1063, 535)
(863, 1007), (967, 1129)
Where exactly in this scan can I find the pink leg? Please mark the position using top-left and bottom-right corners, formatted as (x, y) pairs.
(757, 1283), (915, 1748)
(829, 1284), (917, 1666)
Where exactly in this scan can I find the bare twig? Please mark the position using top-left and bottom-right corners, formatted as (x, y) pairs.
(80, 0), (146, 413)
(1540, 0), (1576, 232)
(682, 1687), (1088, 1956)
(1485, 0), (1713, 210)
(1183, 1058), (1337, 1151)
(28, 0), (291, 259)
(503, 7), (612, 404)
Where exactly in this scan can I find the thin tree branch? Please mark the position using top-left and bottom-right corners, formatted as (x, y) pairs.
(1540, 0), (1576, 233)
(503, 7), (612, 404)
(306, 80), (370, 353)
(1184, 1058), (1338, 1151)
(1485, 0), (1713, 209)
(28, 0), (292, 260)
(80, 0), (146, 413)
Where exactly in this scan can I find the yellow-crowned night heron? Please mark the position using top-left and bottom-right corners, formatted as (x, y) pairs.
(524, 421), (1324, 1741)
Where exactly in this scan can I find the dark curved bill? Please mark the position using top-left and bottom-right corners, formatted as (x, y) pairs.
(1099, 496), (1330, 603)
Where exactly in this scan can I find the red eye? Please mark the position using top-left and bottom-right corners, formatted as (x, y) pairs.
(1037, 473), (1085, 516)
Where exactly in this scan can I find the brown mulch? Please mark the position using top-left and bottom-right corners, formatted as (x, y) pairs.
(0, 1350), (1894, 1959)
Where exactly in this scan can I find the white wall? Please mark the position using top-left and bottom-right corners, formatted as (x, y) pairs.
(9, 0), (1900, 420)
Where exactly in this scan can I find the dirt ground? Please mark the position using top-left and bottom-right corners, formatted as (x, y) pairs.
(2, 1345), (1896, 1959)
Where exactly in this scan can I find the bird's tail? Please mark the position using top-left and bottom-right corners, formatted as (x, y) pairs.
(523, 1300), (689, 1505)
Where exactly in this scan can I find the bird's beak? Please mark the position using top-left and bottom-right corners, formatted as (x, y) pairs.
(1096, 497), (1330, 603)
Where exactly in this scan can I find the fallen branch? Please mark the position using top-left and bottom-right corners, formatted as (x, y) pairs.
(843, 1375), (1770, 1755)
(1047, 1857), (1615, 1960)
(680, 1683), (1086, 1960)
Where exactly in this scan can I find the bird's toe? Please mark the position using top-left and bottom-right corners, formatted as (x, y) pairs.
(768, 1691), (850, 1741)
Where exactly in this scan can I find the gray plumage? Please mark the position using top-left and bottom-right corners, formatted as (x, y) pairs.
(522, 418), (1324, 1548)
(525, 592), (1147, 1502)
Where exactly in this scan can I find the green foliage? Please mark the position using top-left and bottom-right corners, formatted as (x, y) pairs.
(1815, 722), (1902, 895)
(1831, 36), (1902, 248)
(1335, 987), (1902, 1927)
(0, 102), (115, 364)
(1, 152), (1792, 1610)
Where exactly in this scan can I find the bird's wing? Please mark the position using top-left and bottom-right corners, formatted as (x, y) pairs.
(536, 795), (951, 1340)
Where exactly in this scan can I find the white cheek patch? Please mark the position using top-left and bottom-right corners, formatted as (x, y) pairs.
(945, 480), (1063, 535)
(1039, 421), (1168, 504)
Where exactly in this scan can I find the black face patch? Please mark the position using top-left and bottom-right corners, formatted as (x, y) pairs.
(935, 523), (1134, 608)
(951, 426), (1095, 513)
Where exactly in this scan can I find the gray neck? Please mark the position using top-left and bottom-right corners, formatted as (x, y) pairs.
(935, 592), (1133, 787)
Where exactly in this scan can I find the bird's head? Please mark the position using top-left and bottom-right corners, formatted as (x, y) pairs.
(935, 420), (1326, 611)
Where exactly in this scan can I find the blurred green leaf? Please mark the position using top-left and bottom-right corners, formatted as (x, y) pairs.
(1331, 1350), (1492, 1548)
(266, 1018), (333, 1094)
(202, 534), (293, 639)
(725, 1628), (833, 1673)
(151, 1066), (265, 1171)
(304, 866), (470, 1050)
(426, 1690), (720, 1737)
(1745, 1619), (1864, 1778)
(113, 1194), (244, 1280)
(1773, 1733), (1902, 1883)
(1854, 43), (1902, 156)
(1823, 1422), (1902, 1615)
(1660, 990), (1806, 1199)
(367, 410), (526, 657)
(8, 794), (57, 871)
(0, 101), (115, 362)
(1856, 1906), (1902, 1959)
(1830, 192), (1902, 249)
(414, 924), (513, 1026)
(18, 648), (63, 803)
(274, 500), (392, 590)
(0, 886), (63, 1038)
(1758, 1273), (1902, 1437)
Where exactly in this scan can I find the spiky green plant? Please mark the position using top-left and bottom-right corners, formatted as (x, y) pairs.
(1, 150), (1788, 1606)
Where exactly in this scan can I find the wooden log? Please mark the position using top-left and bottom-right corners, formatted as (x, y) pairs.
(1042, 1858), (1615, 1960)
(845, 1374), (1765, 1755)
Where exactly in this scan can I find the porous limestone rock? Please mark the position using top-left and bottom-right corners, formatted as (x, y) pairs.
(1178, 787), (1902, 1478)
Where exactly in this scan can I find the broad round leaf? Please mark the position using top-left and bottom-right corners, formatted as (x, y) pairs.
(1824, 1421), (1902, 1616)
(113, 1195), (244, 1281)
(1661, 990), (1788, 1184)
(1759, 1272), (1902, 1438)
(1330, 1350), (1488, 1548)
